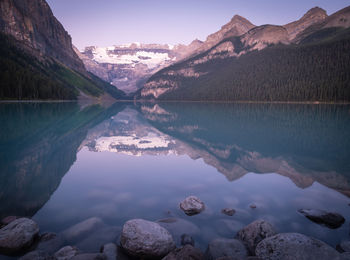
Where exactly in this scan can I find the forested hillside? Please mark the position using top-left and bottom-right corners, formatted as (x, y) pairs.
(141, 27), (350, 102)
(0, 33), (126, 100)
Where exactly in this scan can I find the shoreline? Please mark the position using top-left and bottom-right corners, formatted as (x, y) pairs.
(1, 99), (350, 105)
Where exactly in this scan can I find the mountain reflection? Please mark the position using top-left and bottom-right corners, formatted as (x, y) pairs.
(0, 102), (126, 219)
(136, 103), (350, 196)
(1, 102), (349, 220)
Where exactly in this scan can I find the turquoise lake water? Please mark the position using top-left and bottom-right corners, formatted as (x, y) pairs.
(0, 102), (350, 257)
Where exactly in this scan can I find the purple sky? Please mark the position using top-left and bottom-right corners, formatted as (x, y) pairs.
(46, 0), (349, 50)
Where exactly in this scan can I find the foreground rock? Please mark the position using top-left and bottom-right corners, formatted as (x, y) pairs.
(180, 196), (205, 216)
(205, 238), (247, 260)
(121, 219), (175, 258)
(235, 219), (277, 255)
(255, 233), (341, 260)
(299, 209), (345, 229)
(162, 245), (204, 260)
(19, 250), (55, 260)
(1, 216), (18, 227)
(54, 246), (79, 260)
(61, 217), (104, 243)
(0, 218), (39, 254)
(221, 208), (236, 216)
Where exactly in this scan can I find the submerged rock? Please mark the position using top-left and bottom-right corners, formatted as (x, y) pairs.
(205, 238), (247, 260)
(255, 233), (341, 260)
(61, 217), (104, 243)
(0, 218), (39, 254)
(162, 245), (204, 260)
(298, 209), (345, 229)
(101, 243), (117, 260)
(37, 233), (65, 254)
(54, 246), (79, 260)
(179, 196), (205, 216)
(19, 250), (55, 260)
(221, 208), (236, 216)
(157, 218), (200, 245)
(249, 204), (257, 209)
(71, 253), (107, 260)
(121, 219), (175, 258)
(337, 241), (350, 253)
(181, 234), (195, 246)
(76, 226), (121, 253)
(235, 219), (277, 255)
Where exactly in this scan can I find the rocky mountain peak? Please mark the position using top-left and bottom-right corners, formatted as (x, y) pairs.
(284, 6), (328, 40)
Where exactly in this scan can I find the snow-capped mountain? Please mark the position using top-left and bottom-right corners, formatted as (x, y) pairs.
(77, 41), (203, 94)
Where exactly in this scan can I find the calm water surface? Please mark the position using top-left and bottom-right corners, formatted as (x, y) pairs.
(0, 102), (350, 256)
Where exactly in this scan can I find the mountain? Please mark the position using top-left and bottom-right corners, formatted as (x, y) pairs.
(78, 41), (204, 94)
(0, 0), (126, 100)
(138, 6), (350, 102)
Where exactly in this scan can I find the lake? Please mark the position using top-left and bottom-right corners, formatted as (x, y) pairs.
(0, 102), (350, 257)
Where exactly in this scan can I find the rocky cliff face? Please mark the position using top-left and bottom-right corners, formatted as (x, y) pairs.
(79, 41), (204, 94)
(0, 0), (86, 74)
(140, 6), (350, 99)
(284, 7), (328, 40)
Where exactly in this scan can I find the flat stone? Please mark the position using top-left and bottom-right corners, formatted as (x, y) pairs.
(162, 245), (204, 260)
(235, 219), (277, 255)
(61, 217), (104, 243)
(338, 241), (350, 253)
(19, 250), (55, 260)
(37, 233), (65, 254)
(221, 208), (236, 216)
(157, 218), (200, 246)
(121, 219), (175, 258)
(71, 253), (107, 260)
(54, 246), (79, 260)
(179, 196), (205, 216)
(255, 233), (341, 260)
(205, 238), (247, 260)
(299, 209), (345, 229)
(0, 218), (39, 254)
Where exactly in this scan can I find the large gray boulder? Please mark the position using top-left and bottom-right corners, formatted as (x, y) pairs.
(162, 245), (204, 260)
(121, 219), (175, 258)
(0, 218), (39, 254)
(255, 233), (341, 260)
(61, 217), (104, 243)
(298, 209), (345, 229)
(180, 196), (205, 216)
(235, 219), (276, 255)
(205, 238), (247, 260)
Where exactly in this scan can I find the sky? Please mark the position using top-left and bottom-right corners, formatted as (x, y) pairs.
(46, 0), (350, 50)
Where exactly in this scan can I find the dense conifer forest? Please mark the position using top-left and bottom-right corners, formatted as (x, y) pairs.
(147, 28), (350, 102)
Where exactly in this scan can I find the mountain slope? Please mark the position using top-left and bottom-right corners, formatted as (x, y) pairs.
(0, 0), (126, 100)
(138, 6), (350, 102)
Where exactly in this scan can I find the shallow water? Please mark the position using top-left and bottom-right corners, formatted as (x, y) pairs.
(0, 102), (350, 256)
